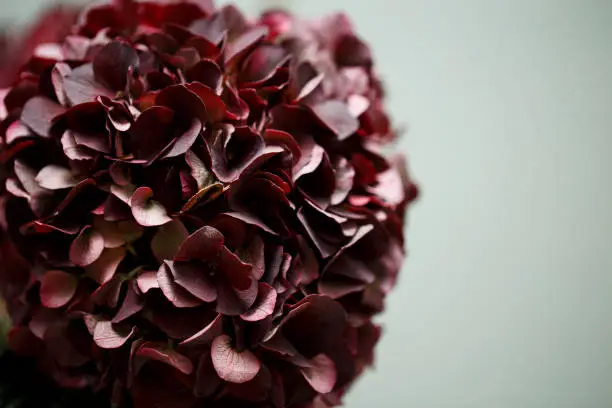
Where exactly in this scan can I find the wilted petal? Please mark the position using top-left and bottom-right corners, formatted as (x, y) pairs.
(39, 270), (78, 309)
(211, 334), (261, 383)
(70, 226), (105, 266)
(129, 187), (172, 227)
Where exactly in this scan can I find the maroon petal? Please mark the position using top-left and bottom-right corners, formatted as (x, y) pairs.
(129, 106), (176, 163)
(156, 84), (207, 122)
(239, 44), (289, 86)
(162, 118), (202, 158)
(136, 342), (194, 375)
(167, 261), (217, 302)
(70, 226), (105, 266)
(185, 82), (226, 122)
(94, 217), (143, 248)
(175, 225), (224, 261)
(64, 64), (114, 105)
(113, 281), (144, 322)
(20, 96), (65, 137)
(157, 262), (203, 308)
(186, 59), (222, 91)
(129, 187), (172, 227)
(39, 270), (78, 308)
(311, 100), (359, 140)
(300, 354), (337, 394)
(35, 165), (77, 190)
(179, 313), (223, 348)
(331, 157), (355, 205)
(85, 247), (126, 285)
(211, 334), (261, 383)
(225, 25), (268, 65)
(151, 219), (189, 263)
(93, 40), (139, 91)
(240, 282), (277, 322)
(195, 353), (222, 398)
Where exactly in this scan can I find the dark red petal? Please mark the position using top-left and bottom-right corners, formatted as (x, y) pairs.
(156, 84), (207, 122)
(129, 106), (176, 163)
(157, 262), (203, 308)
(225, 25), (268, 65)
(186, 59), (222, 91)
(70, 226), (105, 266)
(151, 219), (189, 263)
(129, 187), (172, 227)
(311, 100), (359, 140)
(185, 82), (226, 122)
(136, 342), (194, 375)
(20, 96), (65, 137)
(85, 247), (126, 285)
(194, 353), (221, 398)
(93, 40), (139, 91)
(162, 118), (202, 158)
(175, 225), (224, 261)
(211, 334), (261, 383)
(239, 44), (289, 86)
(300, 354), (337, 393)
(240, 282), (277, 322)
(39, 270), (78, 308)
(185, 149), (215, 189)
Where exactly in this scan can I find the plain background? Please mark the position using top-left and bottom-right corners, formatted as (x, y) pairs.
(2, 1), (612, 407)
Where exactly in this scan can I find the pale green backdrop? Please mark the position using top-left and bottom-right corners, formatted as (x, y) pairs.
(2, 1), (612, 407)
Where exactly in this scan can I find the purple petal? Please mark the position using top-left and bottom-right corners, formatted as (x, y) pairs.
(39, 270), (78, 308)
(35, 165), (77, 190)
(129, 187), (172, 227)
(136, 342), (194, 375)
(70, 226), (105, 266)
(211, 334), (261, 383)
(151, 219), (189, 263)
(240, 282), (277, 322)
(311, 100), (359, 140)
(20, 96), (65, 137)
(300, 354), (337, 393)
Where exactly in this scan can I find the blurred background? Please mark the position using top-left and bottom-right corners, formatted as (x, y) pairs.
(2, 0), (612, 407)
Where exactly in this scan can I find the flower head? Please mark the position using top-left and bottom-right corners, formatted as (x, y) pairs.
(0, 1), (417, 407)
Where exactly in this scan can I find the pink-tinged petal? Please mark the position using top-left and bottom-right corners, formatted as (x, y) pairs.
(39, 270), (78, 309)
(35, 165), (77, 190)
(52, 62), (71, 106)
(225, 25), (268, 65)
(300, 355), (337, 394)
(14, 160), (45, 197)
(61, 131), (93, 160)
(331, 157), (355, 205)
(129, 187), (172, 227)
(347, 94), (370, 117)
(91, 277), (124, 308)
(236, 233), (265, 280)
(93, 217), (143, 248)
(175, 225), (224, 261)
(70, 226), (105, 266)
(211, 334), (261, 384)
(311, 100), (359, 140)
(136, 342), (194, 375)
(20, 96), (65, 137)
(179, 313), (223, 348)
(239, 44), (289, 86)
(293, 143), (325, 181)
(113, 281), (144, 322)
(64, 64), (114, 105)
(85, 247), (126, 285)
(157, 262), (202, 308)
(162, 118), (202, 158)
(90, 317), (135, 349)
(111, 183), (137, 204)
(366, 166), (406, 206)
(93, 40), (139, 91)
(240, 282), (277, 322)
(151, 219), (189, 262)
(194, 353), (221, 398)
(136, 270), (159, 294)
(167, 261), (217, 302)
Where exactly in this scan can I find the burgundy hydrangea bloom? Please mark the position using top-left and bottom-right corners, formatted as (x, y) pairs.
(0, 1), (418, 407)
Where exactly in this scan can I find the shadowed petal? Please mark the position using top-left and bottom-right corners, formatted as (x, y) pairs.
(40, 270), (78, 308)
(70, 226), (105, 266)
